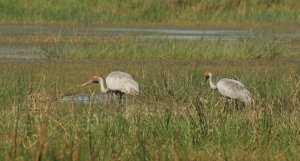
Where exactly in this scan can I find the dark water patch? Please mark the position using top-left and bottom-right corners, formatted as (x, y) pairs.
(56, 94), (119, 104)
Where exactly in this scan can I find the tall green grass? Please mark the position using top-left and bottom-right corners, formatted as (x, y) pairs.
(0, 60), (299, 160)
(0, 0), (299, 26)
(39, 36), (298, 60)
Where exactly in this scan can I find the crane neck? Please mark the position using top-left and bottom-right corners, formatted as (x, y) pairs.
(208, 75), (217, 90)
(99, 78), (109, 93)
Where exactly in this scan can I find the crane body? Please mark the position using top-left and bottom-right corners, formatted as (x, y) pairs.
(81, 71), (139, 104)
(204, 71), (252, 106)
(106, 71), (139, 95)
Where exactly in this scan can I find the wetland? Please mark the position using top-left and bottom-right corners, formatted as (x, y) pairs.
(0, 24), (299, 160)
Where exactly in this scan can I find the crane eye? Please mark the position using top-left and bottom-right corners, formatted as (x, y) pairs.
(92, 80), (99, 83)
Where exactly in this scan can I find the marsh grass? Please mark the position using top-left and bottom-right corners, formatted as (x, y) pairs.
(42, 36), (297, 60)
(0, 1), (299, 159)
(2, 34), (295, 60)
(0, 59), (299, 160)
(0, 0), (299, 26)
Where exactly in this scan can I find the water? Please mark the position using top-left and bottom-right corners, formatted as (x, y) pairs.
(2, 24), (299, 40)
(0, 45), (45, 61)
(56, 94), (119, 104)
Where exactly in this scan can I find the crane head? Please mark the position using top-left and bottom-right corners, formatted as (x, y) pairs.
(81, 75), (102, 87)
(204, 71), (211, 79)
(90, 76), (101, 83)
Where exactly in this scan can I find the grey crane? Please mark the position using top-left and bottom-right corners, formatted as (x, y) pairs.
(81, 71), (139, 104)
(204, 71), (252, 110)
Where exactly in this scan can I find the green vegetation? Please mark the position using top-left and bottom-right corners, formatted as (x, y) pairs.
(0, 58), (299, 160)
(2, 33), (299, 60)
(0, 0), (299, 26)
(0, 1), (299, 158)
(0, 24), (300, 160)
(41, 37), (295, 60)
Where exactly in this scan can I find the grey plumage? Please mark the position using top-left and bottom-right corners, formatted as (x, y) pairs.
(106, 71), (139, 95)
(81, 71), (139, 104)
(215, 78), (252, 105)
(204, 71), (252, 105)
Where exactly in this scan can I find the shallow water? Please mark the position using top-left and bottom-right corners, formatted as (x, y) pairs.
(56, 94), (119, 104)
(1, 24), (299, 39)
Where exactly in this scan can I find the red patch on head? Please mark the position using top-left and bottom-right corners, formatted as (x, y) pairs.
(91, 75), (101, 83)
(204, 71), (210, 78)
(92, 75), (100, 79)
(204, 71), (209, 76)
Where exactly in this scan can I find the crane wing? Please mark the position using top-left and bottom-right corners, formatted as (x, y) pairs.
(216, 78), (251, 101)
(106, 71), (139, 95)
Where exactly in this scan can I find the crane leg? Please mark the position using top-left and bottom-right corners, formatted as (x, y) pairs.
(222, 100), (229, 113)
(119, 93), (123, 105)
(235, 100), (245, 111)
(110, 92), (114, 104)
(234, 100), (239, 111)
(125, 95), (128, 106)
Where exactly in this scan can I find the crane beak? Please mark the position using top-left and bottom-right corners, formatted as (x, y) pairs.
(80, 80), (92, 88)
(80, 76), (100, 89)
(202, 77), (208, 87)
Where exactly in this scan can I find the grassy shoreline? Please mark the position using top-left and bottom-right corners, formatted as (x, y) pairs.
(1, 34), (299, 60)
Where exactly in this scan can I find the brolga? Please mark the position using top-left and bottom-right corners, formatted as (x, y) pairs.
(81, 71), (139, 104)
(204, 71), (252, 111)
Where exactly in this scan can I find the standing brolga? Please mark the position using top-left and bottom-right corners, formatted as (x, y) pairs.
(204, 71), (252, 110)
(81, 71), (139, 104)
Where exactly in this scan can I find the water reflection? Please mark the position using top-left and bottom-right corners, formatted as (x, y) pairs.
(56, 94), (119, 104)
(2, 24), (298, 40)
